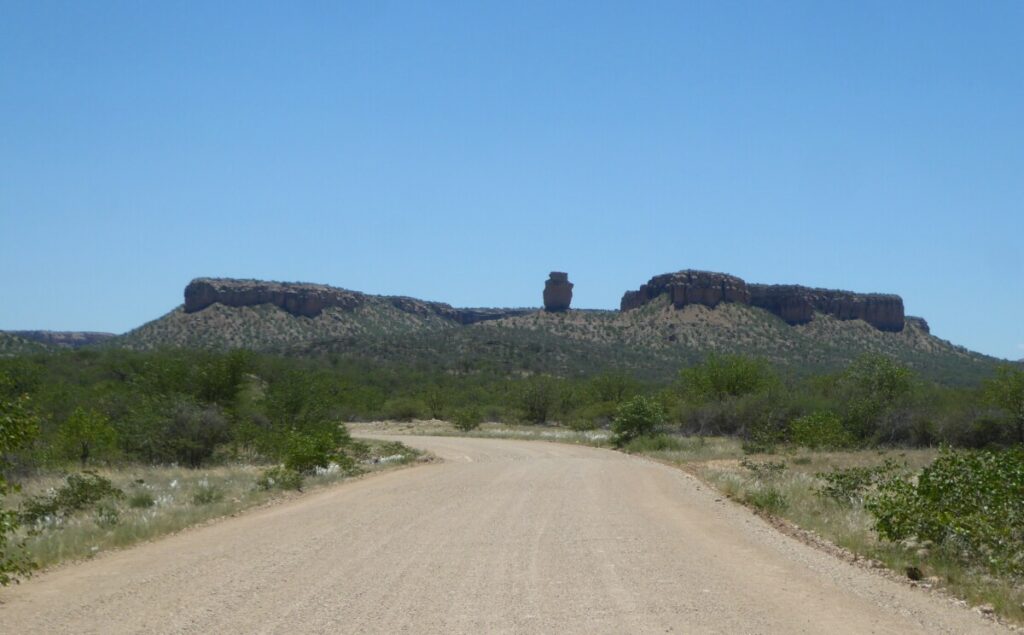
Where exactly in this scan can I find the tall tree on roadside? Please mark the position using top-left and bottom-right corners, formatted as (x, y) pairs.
(983, 365), (1024, 444)
(0, 373), (39, 585)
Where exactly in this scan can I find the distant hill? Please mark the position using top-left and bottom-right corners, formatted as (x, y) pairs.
(0, 332), (52, 356)
(5, 330), (116, 348)
(106, 275), (999, 385)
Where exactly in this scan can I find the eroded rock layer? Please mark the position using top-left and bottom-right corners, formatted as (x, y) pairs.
(184, 278), (529, 324)
(543, 272), (573, 312)
(621, 270), (905, 332)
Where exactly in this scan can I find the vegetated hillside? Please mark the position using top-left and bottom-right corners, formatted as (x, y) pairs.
(0, 332), (52, 356)
(113, 291), (997, 384)
(305, 295), (994, 384)
(6, 331), (116, 348)
(115, 300), (460, 350)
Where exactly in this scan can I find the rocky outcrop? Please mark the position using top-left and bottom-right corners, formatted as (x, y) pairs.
(749, 285), (905, 332)
(543, 272), (573, 312)
(185, 278), (365, 317)
(905, 316), (930, 334)
(621, 270), (905, 332)
(184, 278), (532, 324)
(621, 271), (750, 311)
(7, 331), (116, 348)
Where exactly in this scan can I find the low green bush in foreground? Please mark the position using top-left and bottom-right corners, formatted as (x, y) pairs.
(867, 447), (1024, 577)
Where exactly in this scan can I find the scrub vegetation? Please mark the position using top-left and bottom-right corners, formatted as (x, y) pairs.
(1, 343), (1022, 625)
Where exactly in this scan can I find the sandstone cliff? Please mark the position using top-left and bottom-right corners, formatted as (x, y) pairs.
(543, 272), (573, 312)
(184, 278), (529, 325)
(621, 270), (905, 332)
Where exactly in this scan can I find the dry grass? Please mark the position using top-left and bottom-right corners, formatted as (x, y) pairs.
(639, 440), (1024, 625)
(12, 440), (425, 571)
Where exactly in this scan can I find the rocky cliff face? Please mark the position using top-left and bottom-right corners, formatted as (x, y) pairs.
(621, 270), (905, 332)
(543, 272), (573, 312)
(749, 285), (905, 332)
(185, 279), (365, 317)
(184, 278), (530, 325)
(621, 271), (749, 311)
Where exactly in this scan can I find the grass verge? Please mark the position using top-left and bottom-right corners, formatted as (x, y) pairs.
(11, 439), (426, 571)
(628, 439), (1023, 626)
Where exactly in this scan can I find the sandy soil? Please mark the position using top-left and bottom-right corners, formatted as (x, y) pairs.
(0, 436), (1008, 634)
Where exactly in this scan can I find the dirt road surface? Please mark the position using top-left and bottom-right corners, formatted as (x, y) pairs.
(1, 436), (1008, 634)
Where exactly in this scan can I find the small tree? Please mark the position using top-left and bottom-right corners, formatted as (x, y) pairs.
(983, 365), (1024, 444)
(838, 354), (913, 440)
(56, 407), (119, 467)
(679, 354), (778, 404)
(1, 375), (39, 585)
(452, 406), (483, 432)
(612, 396), (665, 447)
(518, 376), (559, 424)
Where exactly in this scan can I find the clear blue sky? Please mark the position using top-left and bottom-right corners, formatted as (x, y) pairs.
(1, 2), (1021, 359)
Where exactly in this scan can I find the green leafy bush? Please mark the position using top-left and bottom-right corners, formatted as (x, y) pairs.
(382, 397), (424, 422)
(789, 411), (853, 449)
(452, 406), (483, 432)
(866, 448), (1024, 576)
(20, 471), (124, 525)
(283, 430), (338, 474)
(0, 374), (39, 585)
(517, 376), (560, 424)
(256, 466), (304, 491)
(611, 396), (665, 447)
(679, 354), (779, 404)
(55, 407), (119, 467)
(815, 460), (898, 505)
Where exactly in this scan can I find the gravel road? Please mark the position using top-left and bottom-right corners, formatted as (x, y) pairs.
(0, 436), (1009, 634)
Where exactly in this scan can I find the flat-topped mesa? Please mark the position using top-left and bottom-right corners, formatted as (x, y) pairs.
(185, 278), (365, 317)
(184, 277), (532, 324)
(748, 284), (905, 333)
(620, 270), (905, 332)
(620, 270), (750, 311)
(543, 272), (573, 312)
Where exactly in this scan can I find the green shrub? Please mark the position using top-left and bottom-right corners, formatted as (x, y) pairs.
(815, 460), (898, 505)
(866, 448), (1024, 576)
(517, 376), (560, 424)
(789, 411), (853, 449)
(679, 354), (779, 404)
(283, 430), (337, 474)
(256, 466), (304, 491)
(739, 458), (787, 480)
(20, 471), (124, 525)
(452, 406), (483, 432)
(570, 401), (617, 430)
(982, 364), (1024, 444)
(382, 397), (424, 422)
(0, 376), (39, 585)
(127, 491), (156, 509)
(745, 487), (788, 514)
(55, 407), (119, 467)
(611, 396), (665, 447)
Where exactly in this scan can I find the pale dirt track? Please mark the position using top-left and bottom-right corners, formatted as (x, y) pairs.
(1, 436), (1009, 634)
